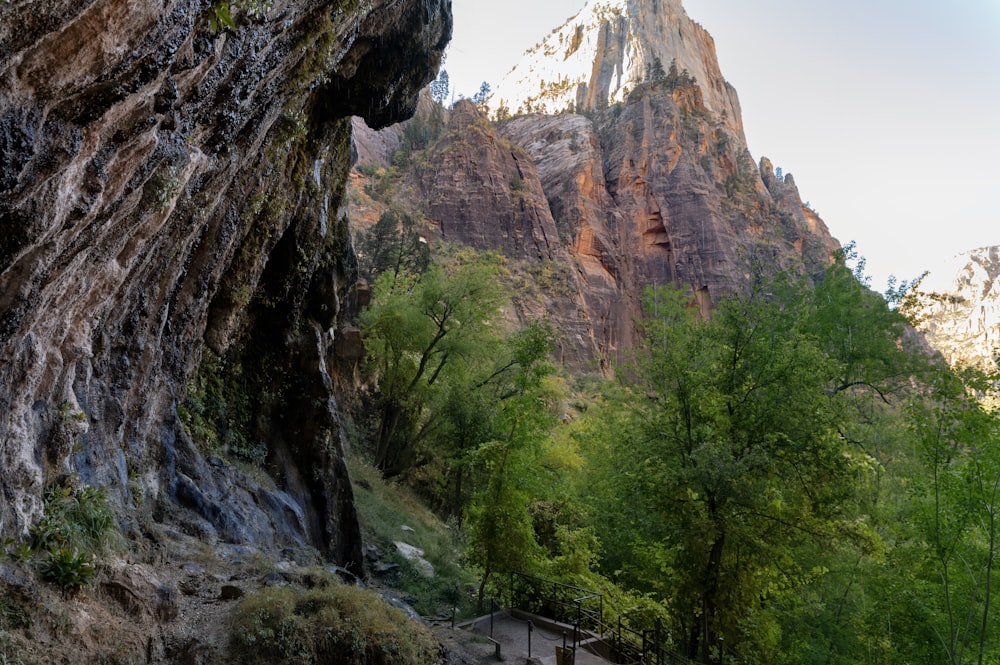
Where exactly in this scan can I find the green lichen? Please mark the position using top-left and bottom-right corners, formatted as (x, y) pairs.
(180, 348), (266, 466)
(209, 0), (274, 33)
(152, 166), (182, 212)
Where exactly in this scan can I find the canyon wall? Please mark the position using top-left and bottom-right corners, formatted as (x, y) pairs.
(355, 0), (839, 370)
(488, 0), (745, 137)
(912, 246), (1000, 371)
(0, 0), (451, 568)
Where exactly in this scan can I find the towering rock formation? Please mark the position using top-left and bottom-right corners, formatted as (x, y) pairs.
(488, 0), (744, 136)
(358, 0), (839, 369)
(912, 246), (1000, 370)
(0, 0), (451, 566)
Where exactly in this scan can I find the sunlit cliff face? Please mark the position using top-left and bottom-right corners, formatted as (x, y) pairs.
(353, 0), (838, 375)
(488, 0), (743, 136)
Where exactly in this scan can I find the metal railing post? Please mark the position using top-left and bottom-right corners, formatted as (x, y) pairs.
(654, 618), (662, 665)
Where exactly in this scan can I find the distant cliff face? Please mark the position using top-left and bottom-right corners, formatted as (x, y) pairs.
(488, 0), (744, 137)
(355, 0), (838, 370)
(0, 0), (451, 565)
(911, 247), (1000, 370)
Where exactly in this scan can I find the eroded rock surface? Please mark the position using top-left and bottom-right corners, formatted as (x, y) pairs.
(0, 0), (451, 570)
(912, 246), (1000, 371)
(488, 0), (744, 133)
(358, 20), (839, 371)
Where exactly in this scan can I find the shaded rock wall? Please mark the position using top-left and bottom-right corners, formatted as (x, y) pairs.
(414, 100), (561, 261)
(0, 0), (451, 569)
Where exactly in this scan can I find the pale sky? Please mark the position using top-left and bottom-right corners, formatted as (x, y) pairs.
(445, 0), (1000, 291)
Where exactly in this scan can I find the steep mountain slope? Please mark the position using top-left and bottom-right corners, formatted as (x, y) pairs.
(0, 0), (450, 569)
(912, 246), (1000, 370)
(355, 0), (839, 370)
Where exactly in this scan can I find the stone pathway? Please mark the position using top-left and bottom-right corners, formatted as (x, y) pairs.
(460, 610), (617, 665)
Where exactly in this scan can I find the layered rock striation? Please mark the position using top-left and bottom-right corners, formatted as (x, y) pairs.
(0, 0), (451, 567)
(358, 0), (839, 370)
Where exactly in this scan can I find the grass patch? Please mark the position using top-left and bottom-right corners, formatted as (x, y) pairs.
(348, 456), (480, 619)
(14, 481), (121, 595)
(230, 572), (439, 665)
(0, 586), (31, 633)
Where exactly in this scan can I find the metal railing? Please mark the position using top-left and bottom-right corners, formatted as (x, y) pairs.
(504, 572), (706, 665)
(507, 572), (605, 633)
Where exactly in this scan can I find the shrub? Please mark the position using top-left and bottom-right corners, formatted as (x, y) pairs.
(38, 548), (94, 594)
(31, 485), (115, 555)
(209, 0), (274, 32)
(230, 576), (440, 665)
(28, 481), (117, 594)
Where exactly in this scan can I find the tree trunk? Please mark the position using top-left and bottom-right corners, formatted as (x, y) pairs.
(452, 463), (464, 524)
(702, 532), (726, 664)
(478, 567), (493, 612)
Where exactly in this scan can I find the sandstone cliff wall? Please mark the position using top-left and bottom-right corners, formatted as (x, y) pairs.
(0, 0), (451, 568)
(488, 0), (745, 138)
(351, 0), (838, 372)
(362, 83), (838, 371)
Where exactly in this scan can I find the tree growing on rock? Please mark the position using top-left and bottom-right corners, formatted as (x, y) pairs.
(430, 69), (450, 105)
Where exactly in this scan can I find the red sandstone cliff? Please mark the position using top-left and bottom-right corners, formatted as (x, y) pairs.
(352, 0), (840, 370)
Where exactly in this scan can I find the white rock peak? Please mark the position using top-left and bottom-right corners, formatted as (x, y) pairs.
(488, 0), (744, 134)
(914, 246), (1000, 371)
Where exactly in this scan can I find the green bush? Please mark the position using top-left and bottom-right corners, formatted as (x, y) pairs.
(27, 482), (117, 594)
(38, 548), (94, 594)
(209, 0), (274, 33)
(31, 485), (115, 555)
(230, 576), (440, 665)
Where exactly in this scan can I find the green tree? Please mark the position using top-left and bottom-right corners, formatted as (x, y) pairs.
(432, 322), (552, 518)
(360, 249), (506, 475)
(360, 247), (552, 485)
(807, 245), (923, 403)
(354, 206), (430, 283)
(429, 69), (450, 105)
(585, 277), (870, 663)
(645, 56), (667, 82)
(472, 81), (492, 111)
(879, 366), (1000, 664)
(464, 348), (554, 607)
